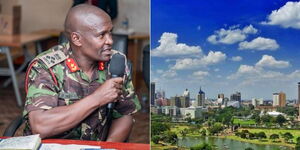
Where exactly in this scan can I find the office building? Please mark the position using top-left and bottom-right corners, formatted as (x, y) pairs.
(273, 92), (286, 107)
(197, 87), (205, 106)
(150, 82), (155, 105)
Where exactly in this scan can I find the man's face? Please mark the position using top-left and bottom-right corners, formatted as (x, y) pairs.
(79, 14), (113, 62)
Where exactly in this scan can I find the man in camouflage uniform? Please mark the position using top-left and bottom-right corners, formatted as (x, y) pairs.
(22, 4), (140, 141)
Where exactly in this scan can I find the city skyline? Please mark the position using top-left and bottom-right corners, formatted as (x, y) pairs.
(151, 0), (300, 100)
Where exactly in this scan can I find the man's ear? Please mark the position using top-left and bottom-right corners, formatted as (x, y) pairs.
(70, 32), (82, 46)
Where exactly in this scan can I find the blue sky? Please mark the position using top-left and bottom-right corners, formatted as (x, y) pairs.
(151, 0), (300, 100)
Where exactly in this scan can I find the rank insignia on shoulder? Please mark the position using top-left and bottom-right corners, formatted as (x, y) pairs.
(40, 51), (67, 68)
(66, 58), (80, 72)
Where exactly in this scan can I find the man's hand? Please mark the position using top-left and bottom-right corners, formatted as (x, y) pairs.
(92, 77), (123, 106)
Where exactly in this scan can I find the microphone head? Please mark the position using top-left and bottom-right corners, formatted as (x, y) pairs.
(109, 53), (126, 77)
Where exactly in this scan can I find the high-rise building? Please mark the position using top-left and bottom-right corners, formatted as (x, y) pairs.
(273, 92), (286, 107)
(183, 89), (190, 98)
(217, 93), (225, 105)
(273, 93), (279, 106)
(170, 96), (181, 107)
(230, 92), (241, 101)
(151, 82), (155, 105)
(298, 82), (300, 104)
(179, 96), (190, 108)
(197, 87), (205, 106)
(279, 92), (286, 107)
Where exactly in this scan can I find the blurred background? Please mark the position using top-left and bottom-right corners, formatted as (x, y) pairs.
(0, 0), (149, 143)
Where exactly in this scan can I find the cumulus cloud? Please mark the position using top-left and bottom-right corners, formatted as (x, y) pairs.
(231, 56), (243, 61)
(207, 25), (257, 44)
(227, 64), (284, 80)
(227, 55), (291, 86)
(161, 69), (177, 78)
(255, 55), (290, 68)
(238, 37), (279, 50)
(152, 32), (202, 57)
(172, 51), (226, 70)
(192, 71), (209, 79)
(261, 1), (300, 29)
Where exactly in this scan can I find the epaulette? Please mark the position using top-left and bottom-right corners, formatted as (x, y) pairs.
(39, 50), (67, 68)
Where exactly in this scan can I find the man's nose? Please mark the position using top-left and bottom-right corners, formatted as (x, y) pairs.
(105, 34), (113, 45)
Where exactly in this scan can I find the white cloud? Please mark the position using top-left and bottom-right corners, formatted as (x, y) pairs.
(261, 1), (300, 29)
(161, 69), (177, 78)
(255, 55), (290, 68)
(207, 25), (257, 44)
(192, 71), (209, 79)
(172, 51), (226, 70)
(156, 69), (164, 74)
(237, 65), (260, 74)
(238, 37), (279, 50)
(214, 68), (220, 72)
(202, 51), (227, 64)
(231, 56), (243, 61)
(152, 32), (202, 57)
(227, 64), (284, 81)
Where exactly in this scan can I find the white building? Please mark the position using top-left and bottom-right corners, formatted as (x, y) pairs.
(252, 98), (263, 107)
(180, 106), (207, 119)
(273, 93), (279, 106)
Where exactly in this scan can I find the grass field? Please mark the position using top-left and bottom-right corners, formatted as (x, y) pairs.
(224, 127), (300, 148)
(233, 118), (256, 125)
(240, 128), (300, 142)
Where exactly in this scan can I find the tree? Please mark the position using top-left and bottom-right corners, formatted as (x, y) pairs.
(163, 131), (178, 145)
(276, 115), (286, 126)
(208, 123), (223, 135)
(245, 148), (254, 150)
(270, 134), (279, 142)
(190, 143), (213, 150)
(257, 132), (267, 139)
(240, 132), (247, 139)
(295, 137), (300, 150)
(296, 137), (300, 144)
(283, 132), (294, 143)
(151, 135), (160, 144)
(261, 115), (272, 124)
(251, 112), (261, 124)
(185, 113), (192, 123)
(151, 122), (170, 136)
(248, 132), (255, 139)
(200, 129), (206, 136)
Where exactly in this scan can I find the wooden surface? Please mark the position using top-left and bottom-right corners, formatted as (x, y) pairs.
(0, 33), (53, 48)
(0, 137), (149, 150)
(42, 139), (150, 150)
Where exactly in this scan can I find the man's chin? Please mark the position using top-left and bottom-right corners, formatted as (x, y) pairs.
(98, 56), (111, 62)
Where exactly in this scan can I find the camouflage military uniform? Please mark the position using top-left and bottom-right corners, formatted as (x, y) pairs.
(22, 42), (140, 140)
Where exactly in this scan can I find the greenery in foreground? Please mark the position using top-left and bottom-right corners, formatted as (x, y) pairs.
(151, 105), (300, 149)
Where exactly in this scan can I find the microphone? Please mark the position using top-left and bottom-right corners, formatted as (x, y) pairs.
(108, 53), (126, 109)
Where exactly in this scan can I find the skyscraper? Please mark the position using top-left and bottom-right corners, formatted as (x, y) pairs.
(230, 92), (241, 105)
(298, 82), (300, 104)
(273, 92), (286, 107)
(197, 87), (205, 106)
(151, 82), (155, 105)
(170, 96), (181, 107)
(279, 92), (286, 107)
(273, 93), (279, 106)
